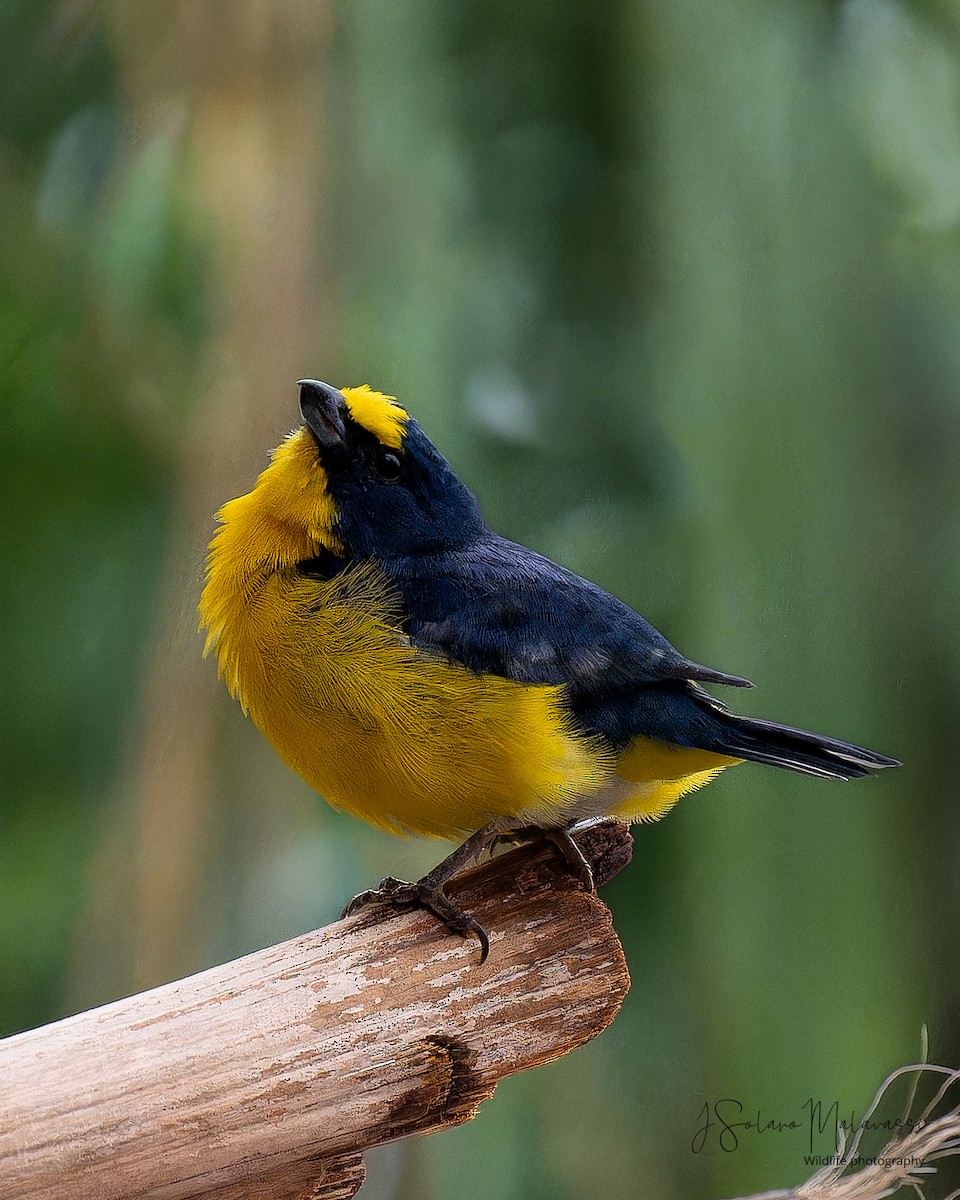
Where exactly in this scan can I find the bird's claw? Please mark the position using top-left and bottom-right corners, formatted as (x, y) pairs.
(340, 876), (413, 918)
(341, 875), (491, 963)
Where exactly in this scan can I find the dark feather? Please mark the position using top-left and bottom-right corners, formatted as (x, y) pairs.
(383, 536), (744, 683)
(700, 708), (901, 779)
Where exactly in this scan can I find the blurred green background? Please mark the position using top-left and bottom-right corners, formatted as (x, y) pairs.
(1, 1), (958, 1197)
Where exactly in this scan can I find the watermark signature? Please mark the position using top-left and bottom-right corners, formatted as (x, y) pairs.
(691, 1098), (925, 1157)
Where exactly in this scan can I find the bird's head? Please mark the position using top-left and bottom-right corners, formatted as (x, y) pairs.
(200, 380), (486, 676)
(204, 381), (485, 586)
(294, 380), (485, 558)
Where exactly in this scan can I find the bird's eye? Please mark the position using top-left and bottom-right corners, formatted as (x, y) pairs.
(374, 448), (403, 482)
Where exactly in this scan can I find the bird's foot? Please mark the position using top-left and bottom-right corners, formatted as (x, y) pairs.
(340, 824), (505, 962)
(341, 874), (491, 962)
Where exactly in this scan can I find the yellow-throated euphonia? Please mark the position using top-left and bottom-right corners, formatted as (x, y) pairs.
(199, 380), (899, 959)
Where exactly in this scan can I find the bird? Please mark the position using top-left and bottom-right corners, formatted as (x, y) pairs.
(199, 379), (900, 961)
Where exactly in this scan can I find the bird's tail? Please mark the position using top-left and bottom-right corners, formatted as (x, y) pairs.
(705, 707), (900, 780)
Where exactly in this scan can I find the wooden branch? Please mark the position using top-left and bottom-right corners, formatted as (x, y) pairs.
(0, 822), (632, 1200)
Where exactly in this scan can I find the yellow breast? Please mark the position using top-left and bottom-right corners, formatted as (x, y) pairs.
(208, 560), (612, 838)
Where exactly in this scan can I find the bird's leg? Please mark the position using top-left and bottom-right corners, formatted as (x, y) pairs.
(491, 823), (596, 892)
(340, 823), (503, 963)
(544, 827), (595, 892)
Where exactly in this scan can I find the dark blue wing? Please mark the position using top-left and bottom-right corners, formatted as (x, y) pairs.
(380, 534), (752, 750)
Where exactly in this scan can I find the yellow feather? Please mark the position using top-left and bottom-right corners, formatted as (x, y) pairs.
(340, 385), (408, 449)
(609, 738), (742, 823)
(199, 427), (340, 665)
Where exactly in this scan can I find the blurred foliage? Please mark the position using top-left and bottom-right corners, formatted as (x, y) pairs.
(1, 1), (959, 1198)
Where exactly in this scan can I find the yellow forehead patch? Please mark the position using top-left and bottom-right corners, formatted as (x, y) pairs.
(340, 384), (409, 449)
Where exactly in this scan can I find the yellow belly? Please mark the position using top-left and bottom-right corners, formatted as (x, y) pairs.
(221, 564), (612, 838)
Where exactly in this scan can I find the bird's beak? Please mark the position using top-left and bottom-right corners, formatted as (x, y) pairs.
(298, 379), (347, 449)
